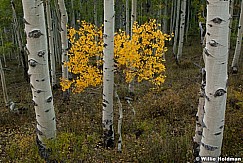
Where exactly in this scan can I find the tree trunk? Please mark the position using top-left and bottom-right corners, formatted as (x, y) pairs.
(231, 0), (243, 73)
(58, 0), (69, 100)
(162, 0), (168, 33)
(185, 0), (191, 43)
(228, 0), (234, 49)
(172, 0), (181, 56)
(126, 0), (130, 35)
(71, 0), (76, 28)
(131, 0), (137, 35)
(176, 0), (186, 63)
(193, 68), (206, 160)
(22, 0), (56, 160)
(46, 0), (57, 88)
(0, 58), (9, 107)
(0, 32), (7, 68)
(199, 0), (229, 158)
(129, 0), (137, 94)
(102, 0), (115, 148)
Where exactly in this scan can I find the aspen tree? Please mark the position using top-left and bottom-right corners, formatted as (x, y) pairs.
(46, 0), (57, 88)
(162, 0), (168, 33)
(0, 58), (8, 107)
(199, 0), (229, 158)
(58, 0), (69, 100)
(176, 0), (186, 63)
(22, 0), (56, 156)
(231, 0), (243, 73)
(172, 0), (180, 56)
(228, 0), (234, 48)
(129, 0), (137, 94)
(193, 68), (206, 159)
(102, 0), (115, 148)
(126, 0), (130, 35)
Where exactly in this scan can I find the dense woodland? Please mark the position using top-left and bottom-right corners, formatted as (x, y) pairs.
(0, 0), (242, 162)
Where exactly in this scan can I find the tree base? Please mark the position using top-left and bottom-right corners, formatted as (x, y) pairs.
(231, 66), (238, 74)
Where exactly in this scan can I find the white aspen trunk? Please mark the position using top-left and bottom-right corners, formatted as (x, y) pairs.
(199, 0), (229, 158)
(0, 58), (9, 107)
(131, 0), (137, 36)
(172, 0), (181, 56)
(58, 0), (69, 100)
(193, 68), (206, 159)
(115, 86), (123, 152)
(46, 0), (57, 88)
(228, 0), (234, 48)
(102, 0), (115, 148)
(199, 22), (206, 46)
(231, 0), (243, 73)
(162, 0), (168, 33)
(176, 0), (186, 63)
(126, 0), (130, 35)
(129, 0), (137, 94)
(22, 0), (56, 148)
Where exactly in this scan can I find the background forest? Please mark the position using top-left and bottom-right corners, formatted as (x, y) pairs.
(0, 0), (243, 162)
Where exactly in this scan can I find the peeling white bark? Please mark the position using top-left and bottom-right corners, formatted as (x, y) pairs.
(22, 0), (56, 142)
(102, 0), (115, 148)
(231, 0), (243, 73)
(199, 0), (229, 158)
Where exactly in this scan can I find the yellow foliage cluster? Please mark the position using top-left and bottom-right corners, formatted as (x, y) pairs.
(115, 19), (170, 85)
(60, 21), (103, 93)
(60, 20), (170, 93)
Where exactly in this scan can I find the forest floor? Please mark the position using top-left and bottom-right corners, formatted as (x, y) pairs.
(0, 39), (243, 162)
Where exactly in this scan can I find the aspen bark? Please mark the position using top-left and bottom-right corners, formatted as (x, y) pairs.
(228, 0), (234, 48)
(46, 0), (57, 87)
(162, 0), (168, 33)
(193, 68), (206, 160)
(0, 58), (9, 107)
(129, 0), (137, 94)
(22, 0), (56, 146)
(172, 0), (181, 56)
(231, 0), (243, 73)
(126, 0), (130, 35)
(199, 0), (229, 158)
(58, 0), (69, 99)
(176, 0), (186, 63)
(102, 0), (115, 148)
